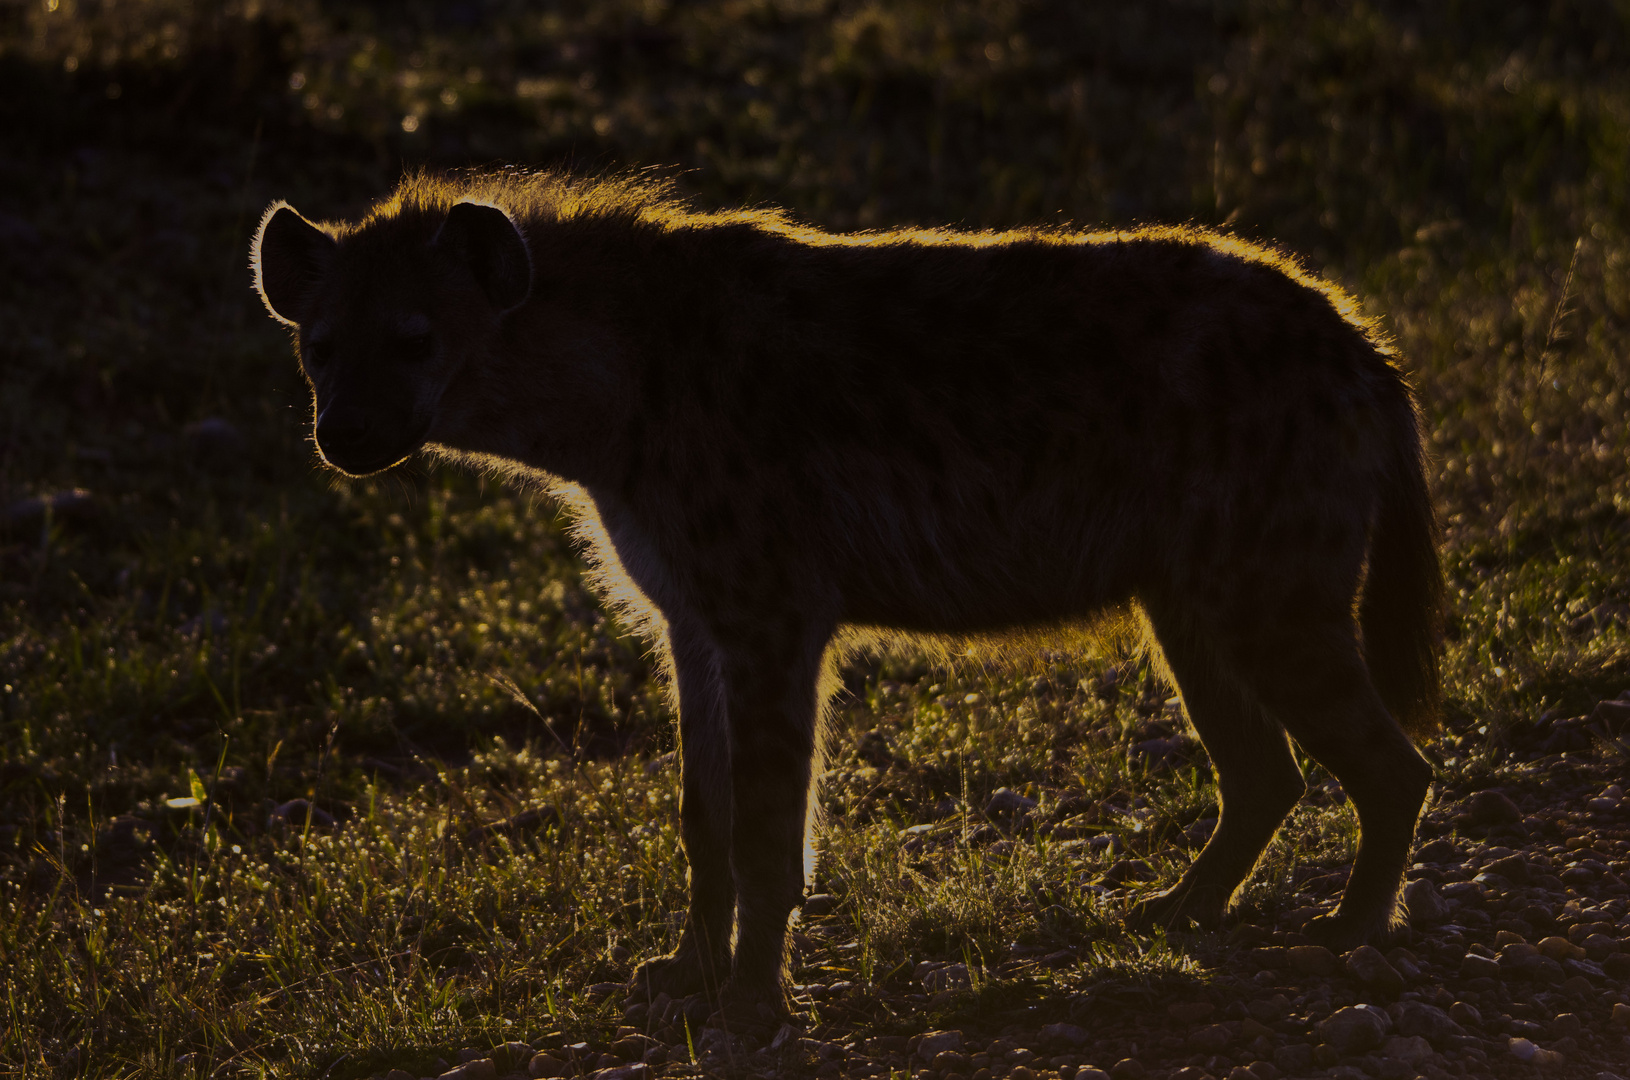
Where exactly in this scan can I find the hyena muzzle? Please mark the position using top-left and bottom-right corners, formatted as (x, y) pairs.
(251, 171), (1442, 1019)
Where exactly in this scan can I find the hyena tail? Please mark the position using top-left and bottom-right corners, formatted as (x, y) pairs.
(1359, 390), (1444, 740)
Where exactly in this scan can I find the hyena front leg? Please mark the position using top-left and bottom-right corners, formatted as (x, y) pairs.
(1128, 603), (1306, 933)
(631, 623), (734, 1001)
(713, 625), (828, 1018)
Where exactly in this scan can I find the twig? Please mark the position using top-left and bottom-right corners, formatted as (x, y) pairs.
(1540, 237), (1583, 373)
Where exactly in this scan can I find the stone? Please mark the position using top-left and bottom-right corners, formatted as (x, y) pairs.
(1498, 942), (1565, 983)
(1560, 975), (1595, 997)
(1380, 1035), (1433, 1063)
(1612, 1003), (1630, 1025)
(1287, 944), (1340, 976)
(1315, 1005), (1390, 1055)
(1538, 935), (1586, 960)
(184, 417), (247, 463)
(1387, 1001), (1462, 1043)
(1, 488), (99, 531)
(1246, 995), (1289, 1023)
(1459, 952), (1500, 979)
(1187, 1024), (1232, 1052)
(1487, 853), (1530, 884)
(1448, 1001), (1481, 1027)
(801, 893), (837, 918)
(918, 1031), (964, 1061)
(1109, 1060), (1146, 1080)
(985, 787), (1038, 817)
(1344, 945), (1404, 994)
(931, 1050), (969, 1073)
(920, 963), (972, 992)
(1239, 1017), (1274, 1040)
(1414, 838), (1459, 863)
(1168, 1001), (1215, 1023)
(1403, 878), (1450, 924)
(439, 1061), (496, 1080)
(1466, 789), (1523, 824)
(587, 1066), (648, 1080)
(492, 1043), (533, 1071)
(1272, 1043), (1315, 1073)
(384, 1071), (416, 1080)
(610, 1035), (654, 1061)
(1582, 933), (1620, 961)
(1040, 1023), (1092, 1048)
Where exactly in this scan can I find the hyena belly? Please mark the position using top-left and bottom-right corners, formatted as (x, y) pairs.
(810, 449), (1146, 632)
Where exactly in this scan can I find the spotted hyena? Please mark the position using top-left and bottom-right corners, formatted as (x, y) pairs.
(251, 171), (1441, 1017)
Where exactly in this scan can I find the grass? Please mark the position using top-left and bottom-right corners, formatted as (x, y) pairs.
(3, 0), (1630, 1076)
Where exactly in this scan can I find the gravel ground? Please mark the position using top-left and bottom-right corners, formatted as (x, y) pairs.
(390, 714), (1630, 1080)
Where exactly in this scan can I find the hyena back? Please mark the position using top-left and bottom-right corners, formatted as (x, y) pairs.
(251, 171), (1441, 1017)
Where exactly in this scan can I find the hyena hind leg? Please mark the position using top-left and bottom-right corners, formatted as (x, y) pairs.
(630, 626), (735, 1002)
(1239, 623), (1432, 949)
(1127, 605), (1306, 934)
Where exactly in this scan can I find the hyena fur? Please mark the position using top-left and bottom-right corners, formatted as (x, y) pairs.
(250, 170), (1442, 1017)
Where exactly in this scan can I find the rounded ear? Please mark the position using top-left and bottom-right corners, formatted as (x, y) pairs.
(434, 201), (532, 313)
(252, 202), (336, 325)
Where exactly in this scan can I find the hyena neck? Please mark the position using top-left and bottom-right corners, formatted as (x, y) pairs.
(435, 216), (774, 494)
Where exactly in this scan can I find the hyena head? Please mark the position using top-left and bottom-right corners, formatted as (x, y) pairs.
(250, 199), (531, 476)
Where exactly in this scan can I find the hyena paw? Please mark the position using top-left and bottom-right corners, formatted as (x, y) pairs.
(629, 950), (720, 1002)
(706, 982), (792, 1033)
(1125, 885), (1225, 935)
(1303, 908), (1403, 951)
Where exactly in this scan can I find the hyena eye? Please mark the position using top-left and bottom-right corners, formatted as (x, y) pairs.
(304, 339), (332, 369)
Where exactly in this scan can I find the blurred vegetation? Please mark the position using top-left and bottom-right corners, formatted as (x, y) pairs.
(3, 0), (1630, 1076)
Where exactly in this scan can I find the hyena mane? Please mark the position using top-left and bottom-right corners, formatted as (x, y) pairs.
(251, 167), (1442, 1018)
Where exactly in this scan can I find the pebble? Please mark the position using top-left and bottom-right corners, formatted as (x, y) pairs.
(919, 962), (973, 992)
(1344, 945), (1404, 994)
(183, 417), (246, 463)
(268, 798), (335, 830)
(527, 1058), (568, 1080)
(1167, 1001), (1214, 1023)
(0, 488), (98, 530)
(801, 893), (837, 918)
(1388, 1001), (1462, 1042)
(1286, 944), (1339, 976)
(1188, 1024), (1231, 1052)
(586, 1065), (647, 1080)
(1508, 1037), (1564, 1066)
(1459, 951), (1500, 979)
(438, 1060), (495, 1080)
(1538, 935), (1586, 960)
(1315, 1004), (1390, 1055)
(1108, 1059), (1146, 1080)
(1040, 1022), (1091, 1047)
(1403, 878), (1451, 923)
(1467, 789), (1523, 824)
(918, 1030), (964, 1061)
(1380, 1034), (1433, 1063)
(1612, 1003), (1630, 1025)
(986, 787), (1039, 817)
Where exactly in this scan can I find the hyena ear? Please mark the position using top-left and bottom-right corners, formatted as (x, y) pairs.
(252, 203), (336, 326)
(434, 201), (532, 313)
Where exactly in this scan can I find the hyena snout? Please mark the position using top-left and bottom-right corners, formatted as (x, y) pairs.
(313, 397), (427, 477)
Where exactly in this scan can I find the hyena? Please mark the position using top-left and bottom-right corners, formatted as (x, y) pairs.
(251, 170), (1441, 1017)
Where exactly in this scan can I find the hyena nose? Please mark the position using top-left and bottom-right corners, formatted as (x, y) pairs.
(315, 406), (373, 451)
